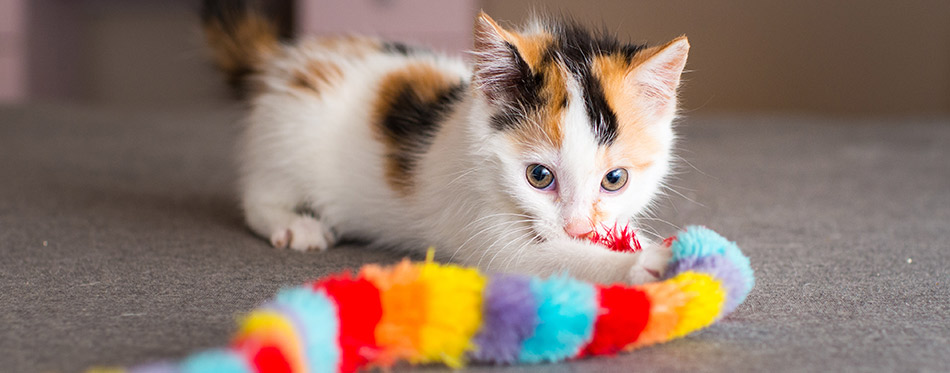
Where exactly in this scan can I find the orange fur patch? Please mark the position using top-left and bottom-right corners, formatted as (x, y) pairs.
(299, 35), (381, 58)
(592, 54), (662, 171)
(203, 12), (279, 95)
(291, 60), (343, 95)
(477, 14), (567, 148)
(282, 36), (382, 96)
(590, 201), (607, 226)
(203, 13), (278, 74)
(505, 57), (569, 149)
(507, 34), (553, 69)
(476, 14), (552, 69)
(535, 61), (569, 145)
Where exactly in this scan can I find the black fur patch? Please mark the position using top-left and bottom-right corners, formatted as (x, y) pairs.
(380, 81), (467, 188)
(483, 20), (646, 145)
(202, 0), (294, 38)
(382, 41), (429, 56)
(548, 21), (646, 145)
(579, 70), (618, 145)
(488, 42), (545, 132)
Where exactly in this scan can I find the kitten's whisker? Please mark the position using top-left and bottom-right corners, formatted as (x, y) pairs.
(635, 216), (682, 232)
(445, 167), (480, 187)
(451, 219), (523, 262)
(450, 217), (537, 262)
(460, 212), (536, 231)
(477, 224), (535, 259)
(474, 225), (536, 266)
(658, 182), (705, 208)
(503, 231), (539, 272)
(636, 227), (663, 241)
(660, 178), (699, 193)
(504, 233), (538, 273)
(484, 229), (535, 272)
(674, 154), (711, 177)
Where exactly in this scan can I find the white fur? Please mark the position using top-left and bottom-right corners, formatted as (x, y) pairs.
(237, 36), (683, 283)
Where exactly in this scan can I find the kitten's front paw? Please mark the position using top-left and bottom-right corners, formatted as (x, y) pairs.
(269, 216), (335, 251)
(627, 243), (673, 284)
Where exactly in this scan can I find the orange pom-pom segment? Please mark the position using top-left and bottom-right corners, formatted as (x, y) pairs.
(626, 281), (690, 350)
(359, 260), (426, 366)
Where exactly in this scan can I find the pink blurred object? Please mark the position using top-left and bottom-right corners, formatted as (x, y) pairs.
(297, 0), (478, 55)
(0, 0), (25, 102)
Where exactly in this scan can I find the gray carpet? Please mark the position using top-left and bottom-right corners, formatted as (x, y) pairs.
(1, 104), (948, 372)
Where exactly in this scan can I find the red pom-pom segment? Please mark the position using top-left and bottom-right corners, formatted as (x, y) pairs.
(233, 341), (292, 373)
(312, 274), (383, 373)
(581, 285), (651, 356)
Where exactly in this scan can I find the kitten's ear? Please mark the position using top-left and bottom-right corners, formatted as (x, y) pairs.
(628, 36), (690, 116)
(472, 12), (532, 105)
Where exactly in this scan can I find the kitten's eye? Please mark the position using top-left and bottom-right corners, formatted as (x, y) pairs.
(526, 164), (554, 190)
(602, 168), (628, 192)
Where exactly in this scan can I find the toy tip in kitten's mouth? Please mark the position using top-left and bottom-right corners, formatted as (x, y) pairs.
(587, 224), (643, 253)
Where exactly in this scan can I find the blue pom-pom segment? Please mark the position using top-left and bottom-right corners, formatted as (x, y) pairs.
(271, 287), (341, 373)
(180, 349), (251, 373)
(518, 274), (597, 363)
(670, 225), (755, 315)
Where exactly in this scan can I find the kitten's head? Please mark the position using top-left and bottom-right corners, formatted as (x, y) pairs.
(470, 13), (689, 243)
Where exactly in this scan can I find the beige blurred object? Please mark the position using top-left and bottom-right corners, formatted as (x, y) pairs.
(4, 0), (948, 115)
(2, 0), (229, 107)
(484, 0), (950, 115)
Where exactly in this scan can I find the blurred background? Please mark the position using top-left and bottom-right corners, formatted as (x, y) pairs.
(1, 0), (948, 116)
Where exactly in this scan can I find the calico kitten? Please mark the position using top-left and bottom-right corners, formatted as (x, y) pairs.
(202, 2), (689, 284)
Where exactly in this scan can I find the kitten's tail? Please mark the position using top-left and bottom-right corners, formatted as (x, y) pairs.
(201, 0), (280, 94)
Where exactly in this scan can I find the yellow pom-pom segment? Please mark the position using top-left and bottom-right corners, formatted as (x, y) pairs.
(667, 272), (726, 339)
(415, 260), (486, 368)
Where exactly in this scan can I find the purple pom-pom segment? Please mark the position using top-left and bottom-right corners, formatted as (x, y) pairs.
(128, 361), (179, 373)
(667, 254), (749, 316)
(469, 274), (538, 364)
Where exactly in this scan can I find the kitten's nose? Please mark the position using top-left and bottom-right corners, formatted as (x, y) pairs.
(564, 219), (593, 238)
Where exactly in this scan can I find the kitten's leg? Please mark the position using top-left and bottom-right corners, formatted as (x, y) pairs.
(242, 185), (337, 251)
(502, 239), (672, 284)
(628, 240), (674, 284)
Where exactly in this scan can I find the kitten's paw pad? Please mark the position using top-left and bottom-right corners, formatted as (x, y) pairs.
(270, 229), (292, 249)
(270, 217), (336, 252)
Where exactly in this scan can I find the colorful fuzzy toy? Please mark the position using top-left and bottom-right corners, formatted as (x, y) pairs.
(120, 226), (753, 373)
